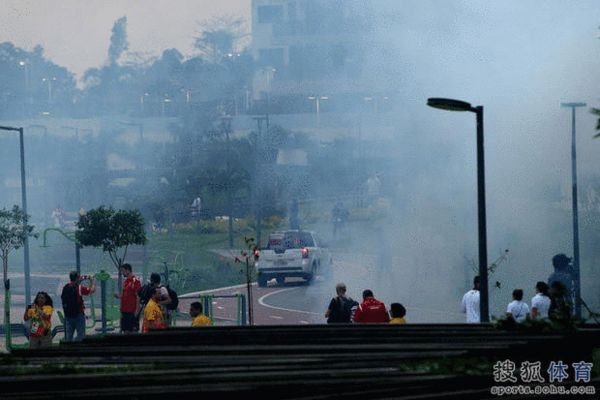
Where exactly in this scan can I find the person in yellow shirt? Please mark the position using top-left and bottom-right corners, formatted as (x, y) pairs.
(23, 291), (54, 348)
(143, 288), (167, 333)
(190, 302), (213, 327)
(389, 303), (407, 325)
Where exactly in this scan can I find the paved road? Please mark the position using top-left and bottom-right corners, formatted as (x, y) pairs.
(180, 253), (465, 325)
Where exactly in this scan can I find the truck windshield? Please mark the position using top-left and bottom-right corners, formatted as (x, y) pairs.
(267, 232), (314, 249)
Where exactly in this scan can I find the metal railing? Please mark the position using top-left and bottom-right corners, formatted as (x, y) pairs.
(179, 293), (247, 326)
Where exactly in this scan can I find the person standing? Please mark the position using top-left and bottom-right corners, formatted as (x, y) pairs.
(190, 196), (202, 220)
(461, 276), (480, 323)
(61, 271), (96, 342)
(548, 253), (575, 308)
(549, 281), (572, 321)
(23, 291), (54, 348)
(331, 202), (349, 240)
(353, 289), (389, 324)
(289, 198), (299, 230)
(137, 273), (171, 320)
(325, 282), (358, 324)
(114, 263), (141, 333)
(190, 302), (213, 327)
(365, 173), (382, 206)
(143, 288), (167, 333)
(531, 281), (551, 320)
(506, 289), (529, 323)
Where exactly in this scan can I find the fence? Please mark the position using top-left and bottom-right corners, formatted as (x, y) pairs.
(178, 293), (247, 326)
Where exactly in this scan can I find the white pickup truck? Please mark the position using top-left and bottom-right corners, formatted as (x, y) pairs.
(255, 230), (332, 287)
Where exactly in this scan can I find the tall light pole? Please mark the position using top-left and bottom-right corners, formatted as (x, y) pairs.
(363, 96), (389, 113)
(308, 96), (328, 127)
(161, 98), (171, 117)
(427, 98), (489, 323)
(561, 101), (586, 319)
(253, 115), (269, 248)
(0, 125), (31, 306)
(42, 77), (57, 104)
(221, 116), (235, 248)
(18, 61), (29, 116)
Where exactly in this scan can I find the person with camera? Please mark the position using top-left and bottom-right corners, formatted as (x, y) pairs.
(61, 271), (96, 342)
(23, 291), (54, 348)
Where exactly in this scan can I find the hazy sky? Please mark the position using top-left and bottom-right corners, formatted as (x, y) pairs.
(0, 0), (250, 79)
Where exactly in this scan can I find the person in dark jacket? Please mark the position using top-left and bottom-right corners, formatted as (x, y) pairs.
(325, 282), (357, 323)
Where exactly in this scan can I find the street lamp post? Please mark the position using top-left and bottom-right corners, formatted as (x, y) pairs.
(253, 115), (269, 248)
(363, 96), (389, 113)
(0, 125), (31, 306)
(42, 77), (57, 104)
(308, 96), (329, 127)
(162, 97), (172, 117)
(18, 61), (29, 116)
(560, 101), (586, 319)
(427, 98), (489, 323)
(221, 116), (235, 248)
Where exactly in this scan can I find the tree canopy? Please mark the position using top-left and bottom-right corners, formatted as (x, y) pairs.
(76, 206), (147, 270)
(0, 205), (36, 287)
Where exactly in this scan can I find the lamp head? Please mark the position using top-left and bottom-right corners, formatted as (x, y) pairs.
(427, 98), (473, 112)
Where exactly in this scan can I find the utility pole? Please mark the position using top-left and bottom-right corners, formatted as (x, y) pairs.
(252, 115), (269, 248)
(221, 116), (234, 248)
(0, 126), (31, 305)
(561, 101), (586, 319)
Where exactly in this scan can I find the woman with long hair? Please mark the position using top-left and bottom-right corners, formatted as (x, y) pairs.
(23, 291), (54, 348)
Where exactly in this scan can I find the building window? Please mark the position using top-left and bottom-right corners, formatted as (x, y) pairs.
(258, 5), (283, 24)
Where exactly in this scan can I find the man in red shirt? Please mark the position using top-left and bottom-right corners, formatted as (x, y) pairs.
(114, 263), (141, 333)
(353, 289), (390, 324)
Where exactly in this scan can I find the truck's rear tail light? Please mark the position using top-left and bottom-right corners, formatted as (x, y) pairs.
(302, 247), (309, 258)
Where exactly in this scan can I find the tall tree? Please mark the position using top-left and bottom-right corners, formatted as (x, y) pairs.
(194, 16), (248, 64)
(591, 108), (600, 138)
(108, 16), (129, 65)
(0, 205), (36, 350)
(0, 205), (36, 289)
(76, 206), (147, 288)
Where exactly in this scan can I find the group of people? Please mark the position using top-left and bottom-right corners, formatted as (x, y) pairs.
(325, 283), (406, 325)
(22, 264), (213, 349)
(461, 253), (576, 324)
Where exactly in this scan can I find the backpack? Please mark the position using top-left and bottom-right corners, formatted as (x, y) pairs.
(61, 283), (80, 318)
(137, 283), (154, 305)
(138, 283), (178, 310)
(328, 296), (357, 323)
(165, 286), (179, 311)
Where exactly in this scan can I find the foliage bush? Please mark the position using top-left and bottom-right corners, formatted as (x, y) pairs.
(493, 314), (578, 333)
(172, 215), (284, 235)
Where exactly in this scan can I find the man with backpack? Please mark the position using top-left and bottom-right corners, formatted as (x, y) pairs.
(61, 271), (96, 342)
(137, 273), (178, 326)
(325, 282), (358, 323)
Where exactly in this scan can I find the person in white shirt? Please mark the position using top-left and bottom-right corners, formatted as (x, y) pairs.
(461, 276), (480, 323)
(506, 289), (529, 323)
(531, 281), (551, 320)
